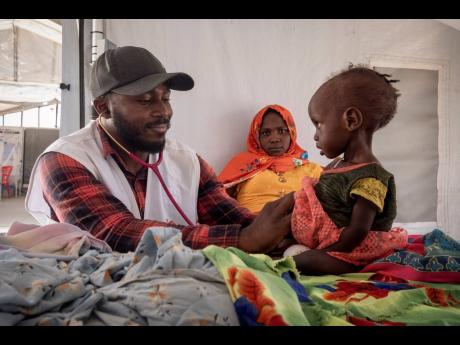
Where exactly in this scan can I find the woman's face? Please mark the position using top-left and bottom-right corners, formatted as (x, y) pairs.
(258, 111), (291, 156)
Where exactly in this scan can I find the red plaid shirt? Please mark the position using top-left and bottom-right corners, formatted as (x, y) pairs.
(38, 123), (255, 252)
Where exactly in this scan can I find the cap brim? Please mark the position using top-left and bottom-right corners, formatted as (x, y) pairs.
(111, 72), (194, 95)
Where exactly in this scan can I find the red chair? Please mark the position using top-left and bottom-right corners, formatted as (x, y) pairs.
(1, 165), (13, 198)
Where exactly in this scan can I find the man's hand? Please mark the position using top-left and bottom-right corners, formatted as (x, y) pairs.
(238, 192), (294, 253)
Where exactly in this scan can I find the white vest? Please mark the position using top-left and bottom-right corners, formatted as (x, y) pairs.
(25, 120), (200, 226)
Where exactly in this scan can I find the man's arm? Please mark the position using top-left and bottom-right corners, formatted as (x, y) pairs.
(39, 151), (184, 252)
(196, 155), (255, 226)
(40, 152), (293, 253)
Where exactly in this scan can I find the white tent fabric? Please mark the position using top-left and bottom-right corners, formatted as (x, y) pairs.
(103, 19), (460, 239)
(0, 19), (61, 115)
(373, 67), (438, 224)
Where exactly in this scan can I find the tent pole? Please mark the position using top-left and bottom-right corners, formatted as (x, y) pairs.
(78, 19), (85, 129)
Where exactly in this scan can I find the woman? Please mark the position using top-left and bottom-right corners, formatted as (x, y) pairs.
(219, 104), (322, 214)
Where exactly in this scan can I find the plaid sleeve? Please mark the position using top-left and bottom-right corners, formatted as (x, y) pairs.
(39, 152), (256, 252)
(180, 155), (256, 249)
(38, 152), (184, 253)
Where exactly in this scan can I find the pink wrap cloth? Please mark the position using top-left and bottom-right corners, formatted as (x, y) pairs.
(0, 221), (112, 257)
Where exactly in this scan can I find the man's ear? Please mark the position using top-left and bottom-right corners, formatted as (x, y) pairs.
(341, 107), (363, 131)
(92, 96), (110, 118)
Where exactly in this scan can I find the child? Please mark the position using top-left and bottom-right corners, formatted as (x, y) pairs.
(287, 65), (408, 275)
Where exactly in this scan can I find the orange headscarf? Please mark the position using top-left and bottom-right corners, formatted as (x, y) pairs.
(218, 104), (309, 188)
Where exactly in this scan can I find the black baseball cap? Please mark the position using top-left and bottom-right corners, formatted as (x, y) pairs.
(90, 46), (194, 98)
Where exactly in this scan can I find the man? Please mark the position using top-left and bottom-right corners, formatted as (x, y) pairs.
(26, 46), (293, 253)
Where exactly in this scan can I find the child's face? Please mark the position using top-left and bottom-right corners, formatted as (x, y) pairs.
(308, 95), (350, 159)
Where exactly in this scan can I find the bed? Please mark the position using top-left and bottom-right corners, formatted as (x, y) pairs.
(0, 222), (459, 326)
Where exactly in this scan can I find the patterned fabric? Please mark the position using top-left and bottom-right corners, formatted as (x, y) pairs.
(203, 245), (310, 326)
(203, 231), (460, 326)
(0, 227), (239, 326)
(315, 162), (396, 229)
(361, 229), (460, 283)
(218, 104), (319, 188)
(350, 177), (387, 212)
(299, 272), (460, 326)
(291, 176), (407, 266)
(2, 224), (459, 326)
(38, 123), (255, 253)
(235, 164), (322, 214)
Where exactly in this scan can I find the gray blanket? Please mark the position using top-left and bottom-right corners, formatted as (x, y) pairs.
(0, 227), (239, 326)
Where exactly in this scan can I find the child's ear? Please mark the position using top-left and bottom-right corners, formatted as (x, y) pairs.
(342, 107), (363, 131)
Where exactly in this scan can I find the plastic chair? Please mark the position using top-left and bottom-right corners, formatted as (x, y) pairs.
(1, 165), (13, 198)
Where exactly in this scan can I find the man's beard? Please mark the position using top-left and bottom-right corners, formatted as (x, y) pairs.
(111, 111), (167, 154)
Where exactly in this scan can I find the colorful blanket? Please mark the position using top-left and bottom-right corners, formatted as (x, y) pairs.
(361, 229), (460, 283)
(203, 228), (460, 326)
(300, 273), (460, 326)
(2, 222), (460, 326)
(203, 245), (310, 325)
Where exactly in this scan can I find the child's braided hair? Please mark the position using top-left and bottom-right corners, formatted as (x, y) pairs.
(329, 63), (401, 130)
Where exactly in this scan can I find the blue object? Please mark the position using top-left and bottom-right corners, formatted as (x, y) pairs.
(234, 296), (262, 326)
(315, 284), (337, 292)
(300, 151), (309, 160)
(372, 282), (415, 291)
(281, 272), (312, 303)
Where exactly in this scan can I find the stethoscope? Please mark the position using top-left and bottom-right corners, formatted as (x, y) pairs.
(97, 115), (194, 226)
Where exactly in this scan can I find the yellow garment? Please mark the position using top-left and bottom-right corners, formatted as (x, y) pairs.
(350, 177), (388, 212)
(236, 163), (323, 214)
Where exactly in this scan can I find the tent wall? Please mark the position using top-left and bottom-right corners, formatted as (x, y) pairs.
(103, 19), (460, 239)
(373, 67), (438, 224)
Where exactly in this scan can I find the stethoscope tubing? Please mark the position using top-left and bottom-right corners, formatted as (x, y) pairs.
(128, 151), (194, 226)
(98, 116), (194, 226)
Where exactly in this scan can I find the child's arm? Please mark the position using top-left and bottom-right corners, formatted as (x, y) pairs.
(320, 196), (378, 253)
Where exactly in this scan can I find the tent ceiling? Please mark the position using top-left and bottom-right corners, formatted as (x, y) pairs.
(49, 19), (62, 27)
(435, 19), (460, 32)
(0, 19), (61, 115)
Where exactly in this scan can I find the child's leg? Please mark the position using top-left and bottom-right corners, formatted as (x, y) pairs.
(293, 249), (362, 275)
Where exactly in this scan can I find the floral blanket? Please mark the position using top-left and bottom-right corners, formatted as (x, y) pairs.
(203, 228), (460, 326)
(2, 223), (459, 326)
(0, 227), (238, 326)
